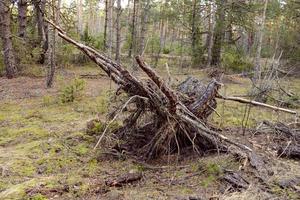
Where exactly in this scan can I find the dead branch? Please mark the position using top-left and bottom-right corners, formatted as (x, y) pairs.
(218, 95), (297, 115)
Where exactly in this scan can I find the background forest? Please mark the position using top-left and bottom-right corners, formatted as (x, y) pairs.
(1, 0), (299, 80)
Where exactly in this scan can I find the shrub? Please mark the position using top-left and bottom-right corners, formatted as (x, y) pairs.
(162, 47), (171, 54)
(60, 78), (86, 103)
(222, 46), (252, 72)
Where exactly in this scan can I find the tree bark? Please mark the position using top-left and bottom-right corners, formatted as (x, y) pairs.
(191, 0), (197, 55)
(138, 0), (151, 56)
(108, 0), (114, 57)
(206, 2), (215, 67)
(17, 0), (28, 38)
(253, 0), (268, 84)
(0, 0), (18, 78)
(76, 0), (83, 35)
(190, 0), (204, 67)
(46, 0), (58, 88)
(33, 0), (48, 64)
(128, 0), (138, 58)
(211, 0), (226, 67)
(115, 0), (122, 62)
(103, 0), (108, 51)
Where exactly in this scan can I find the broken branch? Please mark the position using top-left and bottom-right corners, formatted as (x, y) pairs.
(218, 95), (297, 115)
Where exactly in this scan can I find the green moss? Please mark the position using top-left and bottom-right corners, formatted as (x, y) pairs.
(11, 160), (36, 176)
(85, 159), (98, 175)
(0, 180), (8, 192)
(42, 95), (56, 107)
(75, 144), (89, 156)
(271, 184), (299, 200)
(0, 126), (48, 146)
(0, 113), (6, 122)
(201, 175), (217, 188)
(0, 179), (38, 199)
(179, 187), (193, 194)
(28, 193), (48, 200)
(196, 159), (227, 188)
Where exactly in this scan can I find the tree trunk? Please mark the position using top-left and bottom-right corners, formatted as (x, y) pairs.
(115, 0), (122, 62)
(108, 0), (114, 57)
(46, 0), (58, 88)
(154, 18), (164, 68)
(206, 2), (215, 67)
(34, 0), (48, 64)
(17, 0), (28, 38)
(211, 0), (226, 67)
(103, 0), (108, 51)
(191, 0), (197, 55)
(138, 0), (151, 56)
(253, 0), (268, 84)
(191, 0), (204, 67)
(76, 0), (83, 35)
(0, 0), (18, 78)
(128, 0), (137, 58)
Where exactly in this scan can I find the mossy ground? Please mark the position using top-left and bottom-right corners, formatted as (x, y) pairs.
(0, 65), (299, 199)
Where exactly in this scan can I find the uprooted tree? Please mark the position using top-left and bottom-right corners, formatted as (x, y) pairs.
(47, 20), (298, 161)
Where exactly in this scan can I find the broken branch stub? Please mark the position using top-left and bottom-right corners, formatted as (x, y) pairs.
(47, 20), (252, 159)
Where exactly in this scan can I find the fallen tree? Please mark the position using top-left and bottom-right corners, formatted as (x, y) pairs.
(46, 19), (254, 160)
(46, 20), (298, 160)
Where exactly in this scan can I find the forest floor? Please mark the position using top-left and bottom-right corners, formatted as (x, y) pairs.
(0, 64), (299, 200)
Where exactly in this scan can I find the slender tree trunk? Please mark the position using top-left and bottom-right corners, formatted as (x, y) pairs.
(103, 0), (108, 50)
(76, 0), (83, 35)
(254, 0), (268, 84)
(0, 0), (18, 78)
(211, 0), (226, 67)
(154, 18), (164, 68)
(115, 0), (122, 62)
(17, 0), (28, 38)
(128, 0), (137, 58)
(34, 0), (48, 64)
(154, 1), (166, 68)
(191, 0), (197, 53)
(108, 0), (113, 56)
(56, 0), (62, 45)
(138, 0), (150, 56)
(206, 2), (215, 67)
(46, 0), (58, 88)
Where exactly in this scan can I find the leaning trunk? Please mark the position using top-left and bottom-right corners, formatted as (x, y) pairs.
(0, 0), (18, 78)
